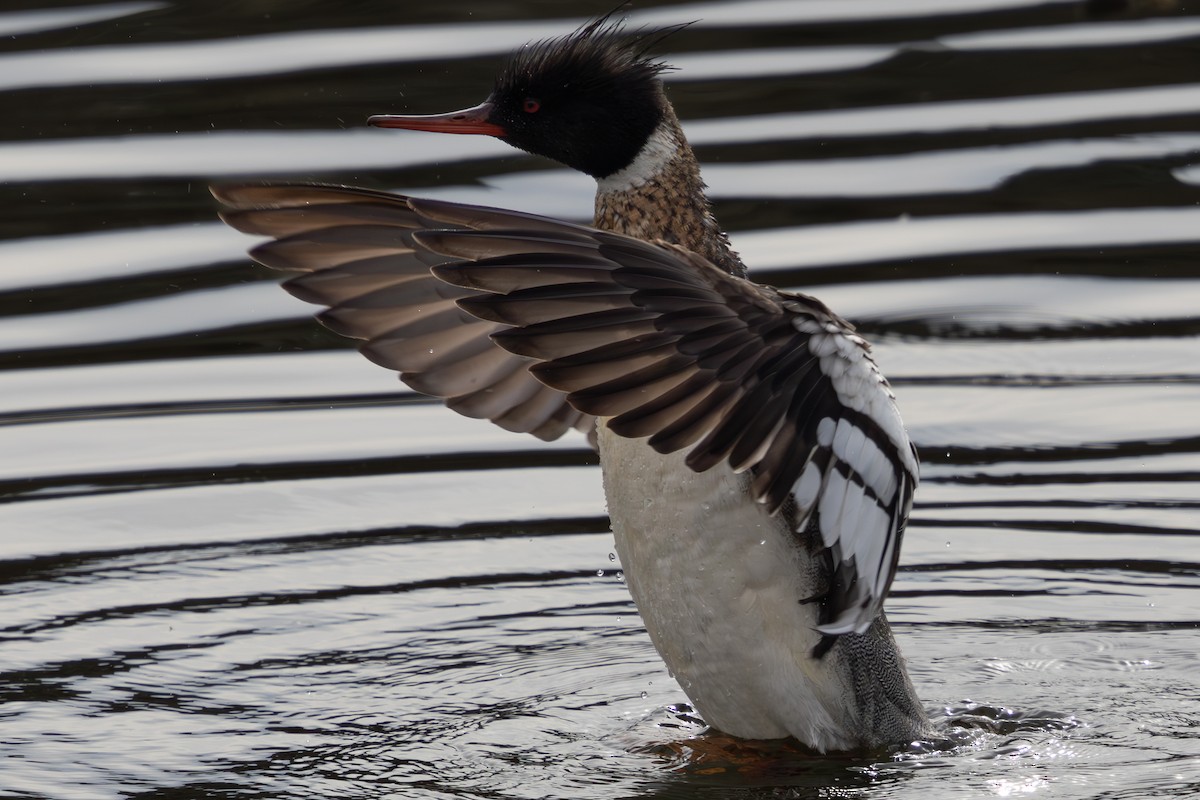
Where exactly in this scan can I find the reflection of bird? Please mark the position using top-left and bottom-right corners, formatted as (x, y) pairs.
(214, 15), (929, 752)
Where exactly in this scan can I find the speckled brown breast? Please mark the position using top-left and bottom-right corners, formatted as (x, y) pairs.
(593, 112), (747, 279)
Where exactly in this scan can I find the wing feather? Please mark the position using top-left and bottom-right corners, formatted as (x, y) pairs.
(434, 227), (920, 636)
(212, 182), (596, 442)
(213, 183), (918, 633)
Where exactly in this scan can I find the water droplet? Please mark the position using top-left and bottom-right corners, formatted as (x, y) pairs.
(616, 571), (625, 582)
(640, 691), (648, 699)
(608, 552), (616, 561)
(759, 539), (766, 546)
(596, 569), (604, 577)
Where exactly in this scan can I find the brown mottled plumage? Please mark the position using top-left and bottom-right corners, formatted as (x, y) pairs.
(594, 106), (746, 278)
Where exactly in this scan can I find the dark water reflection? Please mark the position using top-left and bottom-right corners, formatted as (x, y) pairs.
(1, 0), (1199, 798)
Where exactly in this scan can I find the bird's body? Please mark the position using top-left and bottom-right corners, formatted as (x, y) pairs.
(215, 15), (930, 752)
(600, 429), (922, 750)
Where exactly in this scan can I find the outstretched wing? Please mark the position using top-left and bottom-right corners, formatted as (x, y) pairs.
(213, 183), (597, 443)
(426, 229), (919, 637)
(214, 184), (918, 635)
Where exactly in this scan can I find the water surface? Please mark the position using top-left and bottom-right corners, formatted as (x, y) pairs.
(2, 1), (1199, 798)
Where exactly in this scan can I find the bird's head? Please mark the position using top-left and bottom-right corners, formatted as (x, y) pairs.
(369, 16), (674, 179)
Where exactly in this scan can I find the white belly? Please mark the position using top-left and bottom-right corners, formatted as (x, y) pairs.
(598, 425), (863, 751)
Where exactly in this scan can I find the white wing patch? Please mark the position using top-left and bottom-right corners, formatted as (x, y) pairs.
(789, 313), (919, 636)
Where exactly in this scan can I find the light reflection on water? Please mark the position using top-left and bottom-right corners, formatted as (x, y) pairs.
(0, 20), (570, 92)
(684, 82), (1200, 142)
(0, 130), (511, 181)
(1, 0), (1199, 798)
(748, 211), (1200, 270)
(0, 2), (164, 38)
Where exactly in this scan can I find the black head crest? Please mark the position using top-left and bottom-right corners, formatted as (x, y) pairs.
(497, 12), (672, 101)
(487, 12), (680, 178)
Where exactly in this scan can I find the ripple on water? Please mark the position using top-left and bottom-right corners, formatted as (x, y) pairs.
(2, 0), (1200, 797)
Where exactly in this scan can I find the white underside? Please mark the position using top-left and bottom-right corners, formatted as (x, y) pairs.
(597, 423), (862, 751)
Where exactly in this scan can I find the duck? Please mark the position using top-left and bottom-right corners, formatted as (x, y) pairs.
(213, 14), (930, 753)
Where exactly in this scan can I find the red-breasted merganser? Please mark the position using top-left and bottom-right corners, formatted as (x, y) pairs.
(213, 16), (929, 752)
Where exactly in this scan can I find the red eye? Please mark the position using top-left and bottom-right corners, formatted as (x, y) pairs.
(523, 98), (541, 113)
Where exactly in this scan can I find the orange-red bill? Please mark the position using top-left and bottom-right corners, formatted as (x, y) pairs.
(367, 102), (506, 136)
